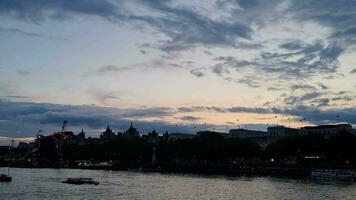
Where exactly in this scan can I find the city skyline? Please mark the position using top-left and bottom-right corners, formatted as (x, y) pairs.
(1, 0), (356, 140)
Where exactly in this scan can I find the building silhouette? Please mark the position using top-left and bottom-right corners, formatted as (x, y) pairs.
(100, 124), (116, 140)
(123, 122), (140, 139)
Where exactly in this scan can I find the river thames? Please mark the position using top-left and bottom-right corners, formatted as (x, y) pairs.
(1, 168), (356, 199)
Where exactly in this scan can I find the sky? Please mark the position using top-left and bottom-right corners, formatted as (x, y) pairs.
(1, 0), (356, 141)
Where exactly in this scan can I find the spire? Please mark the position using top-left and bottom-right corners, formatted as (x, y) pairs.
(81, 128), (84, 133)
(130, 122), (133, 128)
(107, 124), (110, 130)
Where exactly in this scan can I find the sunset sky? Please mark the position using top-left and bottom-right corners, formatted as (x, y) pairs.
(1, 0), (356, 140)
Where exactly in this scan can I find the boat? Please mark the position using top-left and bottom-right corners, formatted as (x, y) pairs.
(62, 178), (99, 185)
(0, 174), (12, 182)
(311, 170), (355, 181)
(311, 170), (336, 179)
(335, 171), (355, 181)
(127, 166), (143, 172)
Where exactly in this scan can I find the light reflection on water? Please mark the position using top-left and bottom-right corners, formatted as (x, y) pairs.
(1, 168), (356, 200)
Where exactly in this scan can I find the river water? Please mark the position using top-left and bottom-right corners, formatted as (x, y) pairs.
(1, 168), (356, 199)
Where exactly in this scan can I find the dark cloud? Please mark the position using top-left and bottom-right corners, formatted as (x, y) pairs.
(267, 86), (284, 91)
(283, 92), (323, 106)
(0, 100), (183, 137)
(290, 0), (356, 44)
(179, 116), (202, 121)
(178, 106), (270, 114)
(318, 83), (328, 90)
(6, 95), (28, 99)
(16, 69), (31, 76)
(211, 64), (230, 76)
(279, 40), (304, 50)
(178, 102), (356, 126)
(236, 0), (260, 9)
(139, 0), (252, 51)
(204, 50), (214, 56)
(0, 0), (125, 23)
(190, 69), (205, 78)
(350, 68), (356, 74)
(290, 84), (317, 91)
(0, 0), (252, 52)
(97, 65), (126, 75)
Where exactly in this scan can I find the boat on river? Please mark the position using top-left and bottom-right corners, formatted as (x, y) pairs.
(62, 178), (99, 185)
(311, 170), (355, 181)
(0, 174), (12, 182)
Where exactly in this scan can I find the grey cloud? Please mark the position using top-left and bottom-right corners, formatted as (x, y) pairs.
(279, 40), (304, 50)
(290, 84), (317, 91)
(211, 41), (342, 88)
(236, 0), (260, 9)
(282, 92), (325, 106)
(97, 65), (127, 75)
(179, 103), (356, 126)
(190, 69), (205, 78)
(290, 0), (356, 44)
(204, 50), (214, 56)
(178, 106), (270, 114)
(0, 0), (253, 52)
(211, 64), (230, 76)
(0, 100), (190, 137)
(16, 69), (31, 76)
(179, 116), (202, 121)
(318, 83), (328, 90)
(0, 0), (125, 23)
(350, 68), (356, 74)
(267, 86), (284, 91)
(139, 0), (252, 51)
(6, 95), (29, 99)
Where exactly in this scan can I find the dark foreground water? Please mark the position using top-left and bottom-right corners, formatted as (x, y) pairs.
(1, 168), (356, 200)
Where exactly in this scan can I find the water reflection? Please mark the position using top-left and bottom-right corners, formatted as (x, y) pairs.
(1, 168), (356, 200)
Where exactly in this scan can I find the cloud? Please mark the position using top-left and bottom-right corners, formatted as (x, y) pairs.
(211, 63), (230, 76)
(190, 69), (205, 78)
(178, 102), (356, 126)
(0, 100), (205, 137)
(97, 65), (126, 75)
(178, 106), (270, 114)
(279, 40), (304, 50)
(290, 84), (317, 91)
(16, 69), (31, 76)
(0, 26), (68, 40)
(178, 116), (202, 121)
(0, 0), (125, 23)
(289, 0), (356, 44)
(350, 68), (356, 74)
(6, 95), (29, 99)
(97, 58), (184, 75)
(0, 0), (253, 52)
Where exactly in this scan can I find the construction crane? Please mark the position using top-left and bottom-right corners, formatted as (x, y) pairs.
(61, 121), (67, 133)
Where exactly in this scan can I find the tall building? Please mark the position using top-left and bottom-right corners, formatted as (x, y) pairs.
(123, 122), (140, 139)
(100, 124), (116, 140)
(77, 129), (85, 140)
(147, 129), (159, 143)
(267, 126), (299, 137)
(229, 129), (269, 147)
(300, 124), (353, 138)
(229, 126), (299, 147)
